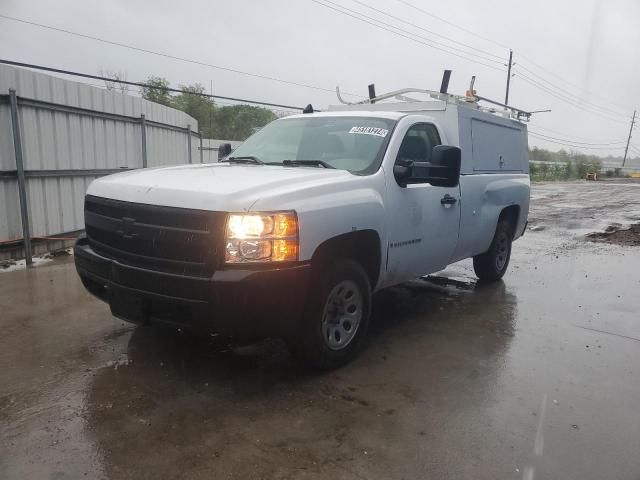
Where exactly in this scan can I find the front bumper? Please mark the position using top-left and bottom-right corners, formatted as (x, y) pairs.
(74, 238), (311, 337)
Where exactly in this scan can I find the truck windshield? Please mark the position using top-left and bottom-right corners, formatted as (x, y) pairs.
(227, 116), (396, 174)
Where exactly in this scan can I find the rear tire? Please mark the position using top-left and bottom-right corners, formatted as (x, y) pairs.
(473, 220), (513, 281)
(293, 260), (371, 370)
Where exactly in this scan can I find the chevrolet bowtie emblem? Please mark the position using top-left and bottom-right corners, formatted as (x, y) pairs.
(117, 217), (137, 240)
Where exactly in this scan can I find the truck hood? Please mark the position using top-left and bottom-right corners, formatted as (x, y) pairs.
(87, 163), (356, 211)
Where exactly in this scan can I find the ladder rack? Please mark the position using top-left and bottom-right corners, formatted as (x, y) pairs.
(335, 74), (535, 123)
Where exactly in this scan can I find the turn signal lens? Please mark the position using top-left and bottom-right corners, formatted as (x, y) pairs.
(225, 211), (298, 263)
(272, 239), (298, 262)
(273, 213), (297, 237)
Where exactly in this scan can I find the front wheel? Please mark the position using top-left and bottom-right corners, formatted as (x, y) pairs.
(293, 260), (371, 370)
(473, 220), (513, 281)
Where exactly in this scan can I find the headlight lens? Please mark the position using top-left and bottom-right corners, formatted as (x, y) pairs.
(225, 212), (298, 263)
(227, 214), (273, 238)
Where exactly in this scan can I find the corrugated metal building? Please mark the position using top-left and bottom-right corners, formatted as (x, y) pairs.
(0, 64), (201, 261)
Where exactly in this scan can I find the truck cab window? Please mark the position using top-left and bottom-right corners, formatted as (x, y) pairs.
(396, 123), (442, 166)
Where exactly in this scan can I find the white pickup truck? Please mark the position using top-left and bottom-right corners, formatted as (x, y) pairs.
(75, 88), (530, 368)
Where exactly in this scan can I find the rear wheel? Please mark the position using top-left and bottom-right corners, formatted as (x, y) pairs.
(293, 260), (371, 369)
(473, 220), (513, 281)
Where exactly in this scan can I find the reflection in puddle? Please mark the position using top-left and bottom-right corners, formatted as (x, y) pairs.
(82, 278), (517, 479)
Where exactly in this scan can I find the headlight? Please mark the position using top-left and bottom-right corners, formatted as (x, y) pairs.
(225, 212), (298, 263)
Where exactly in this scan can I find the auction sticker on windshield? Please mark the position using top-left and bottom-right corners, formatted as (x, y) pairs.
(349, 126), (389, 137)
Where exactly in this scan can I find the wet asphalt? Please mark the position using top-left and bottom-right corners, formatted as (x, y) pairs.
(1, 180), (639, 480)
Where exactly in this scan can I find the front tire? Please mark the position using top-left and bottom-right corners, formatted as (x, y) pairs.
(473, 220), (513, 281)
(294, 260), (371, 370)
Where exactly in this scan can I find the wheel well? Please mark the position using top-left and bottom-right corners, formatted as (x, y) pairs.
(311, 230), (381, 288)
(499, 205), (520, 238)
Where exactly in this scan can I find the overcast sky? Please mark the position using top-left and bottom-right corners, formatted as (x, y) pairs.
(1, 0), (639, 159)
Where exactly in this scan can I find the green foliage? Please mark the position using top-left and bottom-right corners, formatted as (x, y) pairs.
(171, 83), (217, 137)
(528, 146), (616, 181)
(211, 105), (276, 140)
(140, 76), (277, 141)
(140, 76), (172, 107)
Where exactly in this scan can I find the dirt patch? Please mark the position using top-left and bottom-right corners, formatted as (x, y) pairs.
(587, 223), (640, 246)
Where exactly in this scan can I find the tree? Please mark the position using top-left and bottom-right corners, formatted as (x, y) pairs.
(539, 162), (549, 179)
(565, 160), (573, 179)
(173, 84), (216, 137)
(140, 76), (277, 140)
(140, 76), (173, 107)
(212, 105), (276, 140)
(99, 68), (129, 94)
(552, 162), (564, 179)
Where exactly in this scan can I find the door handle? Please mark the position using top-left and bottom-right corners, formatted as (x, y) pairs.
(440, 194), (457, 206)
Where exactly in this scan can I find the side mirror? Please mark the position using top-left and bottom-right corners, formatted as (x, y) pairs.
(394, 145), (461, 187)
(423, 145), (461, 187)
(218, 143), (232, 161)
(393, 163), (412, 183)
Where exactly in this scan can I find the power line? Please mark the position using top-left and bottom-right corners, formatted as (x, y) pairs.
(517, 74), (628, 124)
(394, 0), (510, 51)
(515, 71), (621, 120)
(4, 66), (298, 114)
(515, 52), (633, 113)
(515, 72), (629, 125)
(4, 9), (635, 150)
(213, 98), (298, 115)
(330, 0), (636, 123)
(394, 0), (637, 115)
(347, 0), (505, 61)
(529, 132), (624, 151)
(309, 0), (506, 73)
(0, 59), (309, 111)
(0, 13), (363, 98)
(516, 63), (629, 118)
(529, 130), (627, 146)
(315, 0), (505, 69)
(528, 124), (627, 143)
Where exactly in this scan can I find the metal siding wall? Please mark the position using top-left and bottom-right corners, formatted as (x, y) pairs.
(0, 103), (14, 170)
(146, 126), (185, 167)
(0, 65), (198, 258)
(199, 139), (243, 164)
(0, 181), (21, 240)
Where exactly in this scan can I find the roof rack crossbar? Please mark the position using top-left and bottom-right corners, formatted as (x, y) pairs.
(336, 86), (457, 106)
(475, 95), (532, 121)
(335, 85), (534, 122)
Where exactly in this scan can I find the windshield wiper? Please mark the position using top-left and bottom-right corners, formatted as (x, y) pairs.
(223, 156), (264, 165)
(282, 160), (336, 169)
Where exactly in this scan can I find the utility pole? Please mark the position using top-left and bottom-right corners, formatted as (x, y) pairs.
(505, 49), (513, 106)
(623, 110), (636, 167)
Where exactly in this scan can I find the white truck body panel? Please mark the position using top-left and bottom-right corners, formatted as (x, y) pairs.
(86, 105), (530, 292)
(87, 162), (356, 213)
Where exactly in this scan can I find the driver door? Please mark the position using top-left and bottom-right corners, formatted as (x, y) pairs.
(384, 123), (461, 284)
